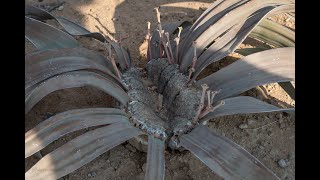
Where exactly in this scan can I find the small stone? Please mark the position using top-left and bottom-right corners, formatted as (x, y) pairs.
(91, 172), (96, 177)
(112, 17), (118, 21)
(278, 159), (290, 168)
(239, 123), (248, 129)
(106, 160), (110, 163)
(57, 5), (64, 11)
(87, 173), (92, 177)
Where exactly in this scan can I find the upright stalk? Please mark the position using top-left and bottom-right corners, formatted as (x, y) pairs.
(146, 21), (152, 61)
(105, 42), (122, 79)
(165, 32), (174, 63)
(174, 26), (183, 63)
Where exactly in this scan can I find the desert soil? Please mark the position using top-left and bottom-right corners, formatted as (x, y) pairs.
(25, 0), (295, 179)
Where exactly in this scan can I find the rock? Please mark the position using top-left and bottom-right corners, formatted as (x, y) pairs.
(88, 172), (97, 178)
(57, 5), (64, 11)
(239, 123), (248, 129)
(278, 159), (290, 168)
(112, 17), (118, 21)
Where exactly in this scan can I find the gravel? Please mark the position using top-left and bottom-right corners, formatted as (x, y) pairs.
(278, 159), (290, 168)
(239, 123), (248, 129)
(58, 5), (64, 11)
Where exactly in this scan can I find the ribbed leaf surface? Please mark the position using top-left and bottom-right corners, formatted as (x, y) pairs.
(25, 108), (127, 158)
(200, 96), (294, 122)
(197, 48), (295, 102)
(180, 125), (280, 180)
(25, 16), (79, 50)
(25, 123), (142, 180)
(145, 136), (165, 180)
(25, 71), (129, 113)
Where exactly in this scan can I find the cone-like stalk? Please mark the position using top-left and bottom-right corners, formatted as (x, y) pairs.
(146, 21), (152, 61)
(192, 84), (208, 124)
(105, 42), (122, 79)
(174, 26), (183, 63)
(118, 31), (129, 68)
(188, 41), (197, 81)
(198, 100), (225, 119)
(155, 7), (163, 58)
(165, 32), (174, 63)
(161, 30), (173, 64)
(210, 89), (221, 103)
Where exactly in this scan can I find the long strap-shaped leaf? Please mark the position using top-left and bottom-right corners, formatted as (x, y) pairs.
(179, 0), (248, 61)
(25, 71), (129, 113)
(144, 136), (165, 180)
(25, 5), (106, 42)
(181, 4), (294, 74)
(196, 48), (295, 102)
(25, 55), (125, 92)
(200, 96), (294, 123)
(25, 47), (115, 75)
(179, 0), (294, 66)
(188, 6), (275, 75)
(180, 125), (280, 180)
(251, 18), (295, 47)
(237, 19), (295, 100)
(25, 123), (143, 180)
(250, 26), (295, 47)
(188, 0), (245, 33)
(25, 5), (131, 70)
(278, 81), (295, 100)
(25, 16), (79, 50)
(25, 108), (127, 158)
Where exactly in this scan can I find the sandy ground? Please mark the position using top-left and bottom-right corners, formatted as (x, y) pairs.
(25, 0), (295, 179)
